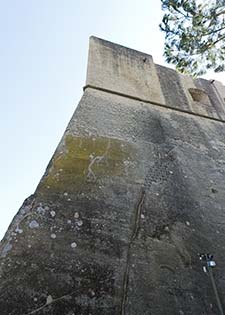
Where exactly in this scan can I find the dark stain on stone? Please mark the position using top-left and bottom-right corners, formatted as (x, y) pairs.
(156, 65), (190, 111)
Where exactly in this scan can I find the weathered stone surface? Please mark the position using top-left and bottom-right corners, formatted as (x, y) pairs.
(157, 64), (225, 120)
(1, 37), (225, 315)
(86, 36), (165, 105)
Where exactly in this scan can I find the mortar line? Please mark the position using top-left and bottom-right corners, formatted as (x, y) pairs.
(83, 85), (225, 124)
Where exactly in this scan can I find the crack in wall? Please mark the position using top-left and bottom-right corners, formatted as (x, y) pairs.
(120, 189), (146, 315)
(23, 288), (83, 315)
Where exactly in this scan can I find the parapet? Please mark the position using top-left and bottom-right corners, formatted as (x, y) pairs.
(85, 36), (225, 122)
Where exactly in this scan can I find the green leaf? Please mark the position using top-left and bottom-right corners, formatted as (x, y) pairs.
(160, 0), (225, 76)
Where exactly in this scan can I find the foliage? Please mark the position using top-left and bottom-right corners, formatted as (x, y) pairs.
(160, 0), (225, 76)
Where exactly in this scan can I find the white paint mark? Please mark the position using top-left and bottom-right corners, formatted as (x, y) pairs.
(186, 221), (190, 226)
(29, 220), (40, 229)
(51, 233), (56, 239)
(141, 214), (145, 219)
(50, 211), (56, 218)
(77, 220), (83, 227)
(46, 295), (53, 304)
(64, 192), (68, 196)
(71, 242), (77, 248)
(90, 290), (95, 296)
(87, 141), (111, 181)
(74, 212), (79, 219)
(36, 206), (45, 215)
(15, 227), (23, 234)
(87, 157), (98, 180)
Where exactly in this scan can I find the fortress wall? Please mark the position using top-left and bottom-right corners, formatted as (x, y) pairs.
(1, 37), (225, 315)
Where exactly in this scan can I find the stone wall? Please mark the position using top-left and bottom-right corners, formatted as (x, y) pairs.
(1, 36), (225, 315)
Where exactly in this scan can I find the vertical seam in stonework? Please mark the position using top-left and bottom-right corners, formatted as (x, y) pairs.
(120, 190), (146, 315)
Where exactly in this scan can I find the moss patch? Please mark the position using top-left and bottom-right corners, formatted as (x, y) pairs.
(39, 135), (134, 194)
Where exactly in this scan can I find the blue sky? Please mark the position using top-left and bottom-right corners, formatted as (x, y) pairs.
(0, 0), (224, 240)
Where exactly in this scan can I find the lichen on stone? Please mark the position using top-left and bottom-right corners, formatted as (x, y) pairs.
(38, 135), (134, 195)
(29, 220), (40, 229)
(1, 242), (12, 258)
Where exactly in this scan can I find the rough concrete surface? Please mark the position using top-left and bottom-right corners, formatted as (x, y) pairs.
(1, 37), (225, 315)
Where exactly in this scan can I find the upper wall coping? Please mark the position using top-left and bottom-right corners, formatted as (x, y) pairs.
(85, 36), (225, 121)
